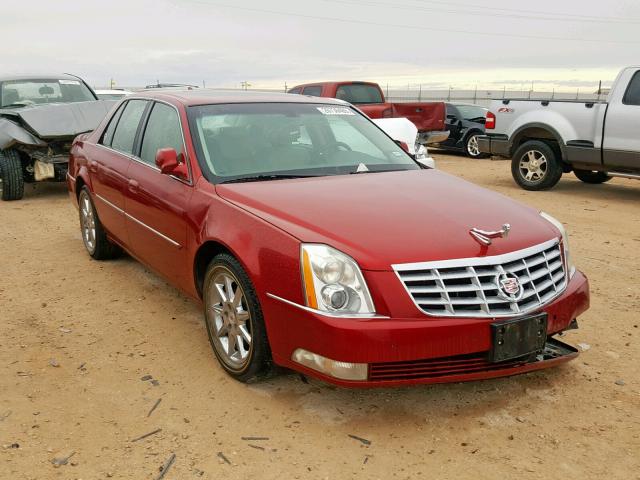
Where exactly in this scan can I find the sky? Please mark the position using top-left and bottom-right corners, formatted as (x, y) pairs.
(1, 0), (639, 91)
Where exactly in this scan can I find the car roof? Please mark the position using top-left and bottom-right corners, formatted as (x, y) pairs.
(0, 73), (86, 82)
(291, 81), (380, 89)
(128, 89), (350, 106)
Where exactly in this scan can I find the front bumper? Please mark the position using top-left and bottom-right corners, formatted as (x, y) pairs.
(265, 270), (589, 387)
(477, 134), (511, 157)
(419, 130), (450, 145)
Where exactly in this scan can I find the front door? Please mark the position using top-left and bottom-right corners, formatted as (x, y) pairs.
(603, 69), (640, 170)
(124, 101), (193, 285)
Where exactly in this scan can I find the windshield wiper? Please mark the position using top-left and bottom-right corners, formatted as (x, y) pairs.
(220, 174), (322, 184)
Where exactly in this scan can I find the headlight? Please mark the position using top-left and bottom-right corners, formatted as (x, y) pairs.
(540, 212), (575, 278)
(301, 244), (375, 315)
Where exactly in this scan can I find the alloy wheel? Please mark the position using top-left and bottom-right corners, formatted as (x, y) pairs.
(467, 135), (481, 157)
(206, 267), (253, 370)
(79, 192), (97, 254)
(519, 150), (548, 182)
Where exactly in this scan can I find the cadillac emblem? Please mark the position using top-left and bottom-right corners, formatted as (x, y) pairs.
(496, 273), (524, 301)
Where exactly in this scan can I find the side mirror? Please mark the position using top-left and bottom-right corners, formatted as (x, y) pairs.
(155, 148), (189, 179)
(446, 114), (457, 122)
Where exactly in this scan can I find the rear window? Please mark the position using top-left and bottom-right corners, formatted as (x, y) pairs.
(288, 88), (302, 94)
(623, 70), (640, 106)
(335, 84), (383, 104)
(302, 86), (323, 97)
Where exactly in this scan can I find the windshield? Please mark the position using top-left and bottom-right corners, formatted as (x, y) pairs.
(335, 84), (383, 104)
(0, 79), (96, 108)
(189, 103), (419, 183)
(455, 105), (488, 121)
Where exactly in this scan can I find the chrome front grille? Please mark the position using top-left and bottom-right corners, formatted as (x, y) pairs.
(393, 239), (567, 318)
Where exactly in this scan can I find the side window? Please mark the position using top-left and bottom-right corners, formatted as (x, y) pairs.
(623, 71), (640, 106)
(101, 103), (126, 147)
(111, 100), (148, 155)
(302, 86), (322, 97)
(288, 87), (302, 94)
(140, 102), (184, 167)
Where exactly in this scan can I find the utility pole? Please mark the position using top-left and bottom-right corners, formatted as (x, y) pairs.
(473, 85), (477, 104)
(418, 84), (422, 102)
(241, 81), (251, 90)
(284, 81), (288, 93)
(447, 85), (452, 102)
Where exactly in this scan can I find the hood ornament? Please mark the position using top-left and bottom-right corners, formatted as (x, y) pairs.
(470, 224), (511, 246)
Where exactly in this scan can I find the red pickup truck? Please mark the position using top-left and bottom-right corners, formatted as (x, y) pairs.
(289, 81), (448, 143)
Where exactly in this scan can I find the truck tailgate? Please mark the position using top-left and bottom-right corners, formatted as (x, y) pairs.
(390, 102), (446, 132)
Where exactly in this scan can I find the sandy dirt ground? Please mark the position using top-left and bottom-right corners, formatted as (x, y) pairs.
(1, 153), (639, 480)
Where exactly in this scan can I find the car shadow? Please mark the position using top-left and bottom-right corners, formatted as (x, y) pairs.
(494, 175), (640, 201)
(20, 181), (69, 200)
(248, 360), (575, 426)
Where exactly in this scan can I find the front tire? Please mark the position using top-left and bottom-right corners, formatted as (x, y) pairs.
(573, 169), (612, 184)
(203, 254), (273, 382)
(464, 132), (489, 158)
(78, 187), (121, 260)
(0, 149), (24, 201)
(512, 140), (563, 191)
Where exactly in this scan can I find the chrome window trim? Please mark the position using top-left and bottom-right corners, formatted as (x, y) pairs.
(94, 193), (181, 249)
(393, 238), (567, 318)
(266, 293), (389, 319)
(95, 97), (194, 186)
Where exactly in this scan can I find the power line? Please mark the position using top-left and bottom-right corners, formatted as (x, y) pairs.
(186, 1), (640, 44)
(321, 0), (640, 25)
(373, 0), (640, 23)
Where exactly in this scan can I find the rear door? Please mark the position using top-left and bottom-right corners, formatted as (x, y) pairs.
(602, 68), (640, 169)
(90, 99), (147, 244)
(124, 101), (193, 285)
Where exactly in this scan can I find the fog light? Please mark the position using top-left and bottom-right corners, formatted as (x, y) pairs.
(291, 348), (368, 381)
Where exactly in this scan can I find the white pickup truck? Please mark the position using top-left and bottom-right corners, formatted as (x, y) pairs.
(478, 66), (640, 190)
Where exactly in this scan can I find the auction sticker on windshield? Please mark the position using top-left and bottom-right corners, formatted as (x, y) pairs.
(316, 106), (355, 115)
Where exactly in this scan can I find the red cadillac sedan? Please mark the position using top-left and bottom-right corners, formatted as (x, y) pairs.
(67, 90), (589, 387)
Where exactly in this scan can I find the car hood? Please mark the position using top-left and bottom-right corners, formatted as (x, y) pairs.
(216, 169), (559, 271)
(0, 100), (116, 143)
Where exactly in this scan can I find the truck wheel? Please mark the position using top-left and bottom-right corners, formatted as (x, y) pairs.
(512, 141), (563, 191)
(464, 132), (489, 159)
(78, 187), (121, 260)
(203, 253), (273, 383)
(573, 169), (612, 184)
(0, 149), (24, 201)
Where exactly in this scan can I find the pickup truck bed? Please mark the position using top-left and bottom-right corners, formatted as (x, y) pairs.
(478, 66), (640, 190)
(289, 81), (448, 144)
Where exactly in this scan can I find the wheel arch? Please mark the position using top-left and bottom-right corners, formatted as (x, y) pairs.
(193, 239), (241, 300)
(510, 123), (568, 162)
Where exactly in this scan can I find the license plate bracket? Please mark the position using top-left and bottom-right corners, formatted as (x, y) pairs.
(489, 313), (548, 363)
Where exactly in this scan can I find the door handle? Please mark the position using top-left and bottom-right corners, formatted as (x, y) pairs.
(88, 160), (98, 173)
(128, 179), (139, 193)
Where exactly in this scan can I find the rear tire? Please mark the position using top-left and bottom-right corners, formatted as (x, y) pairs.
(464, 132), (489, 159)
(0, 149), (24, 201)
(78, 187), (121, 260)
(203, 253), (273, 383)
(573, 169), (612, 184)
(512, 140), (563, 191)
